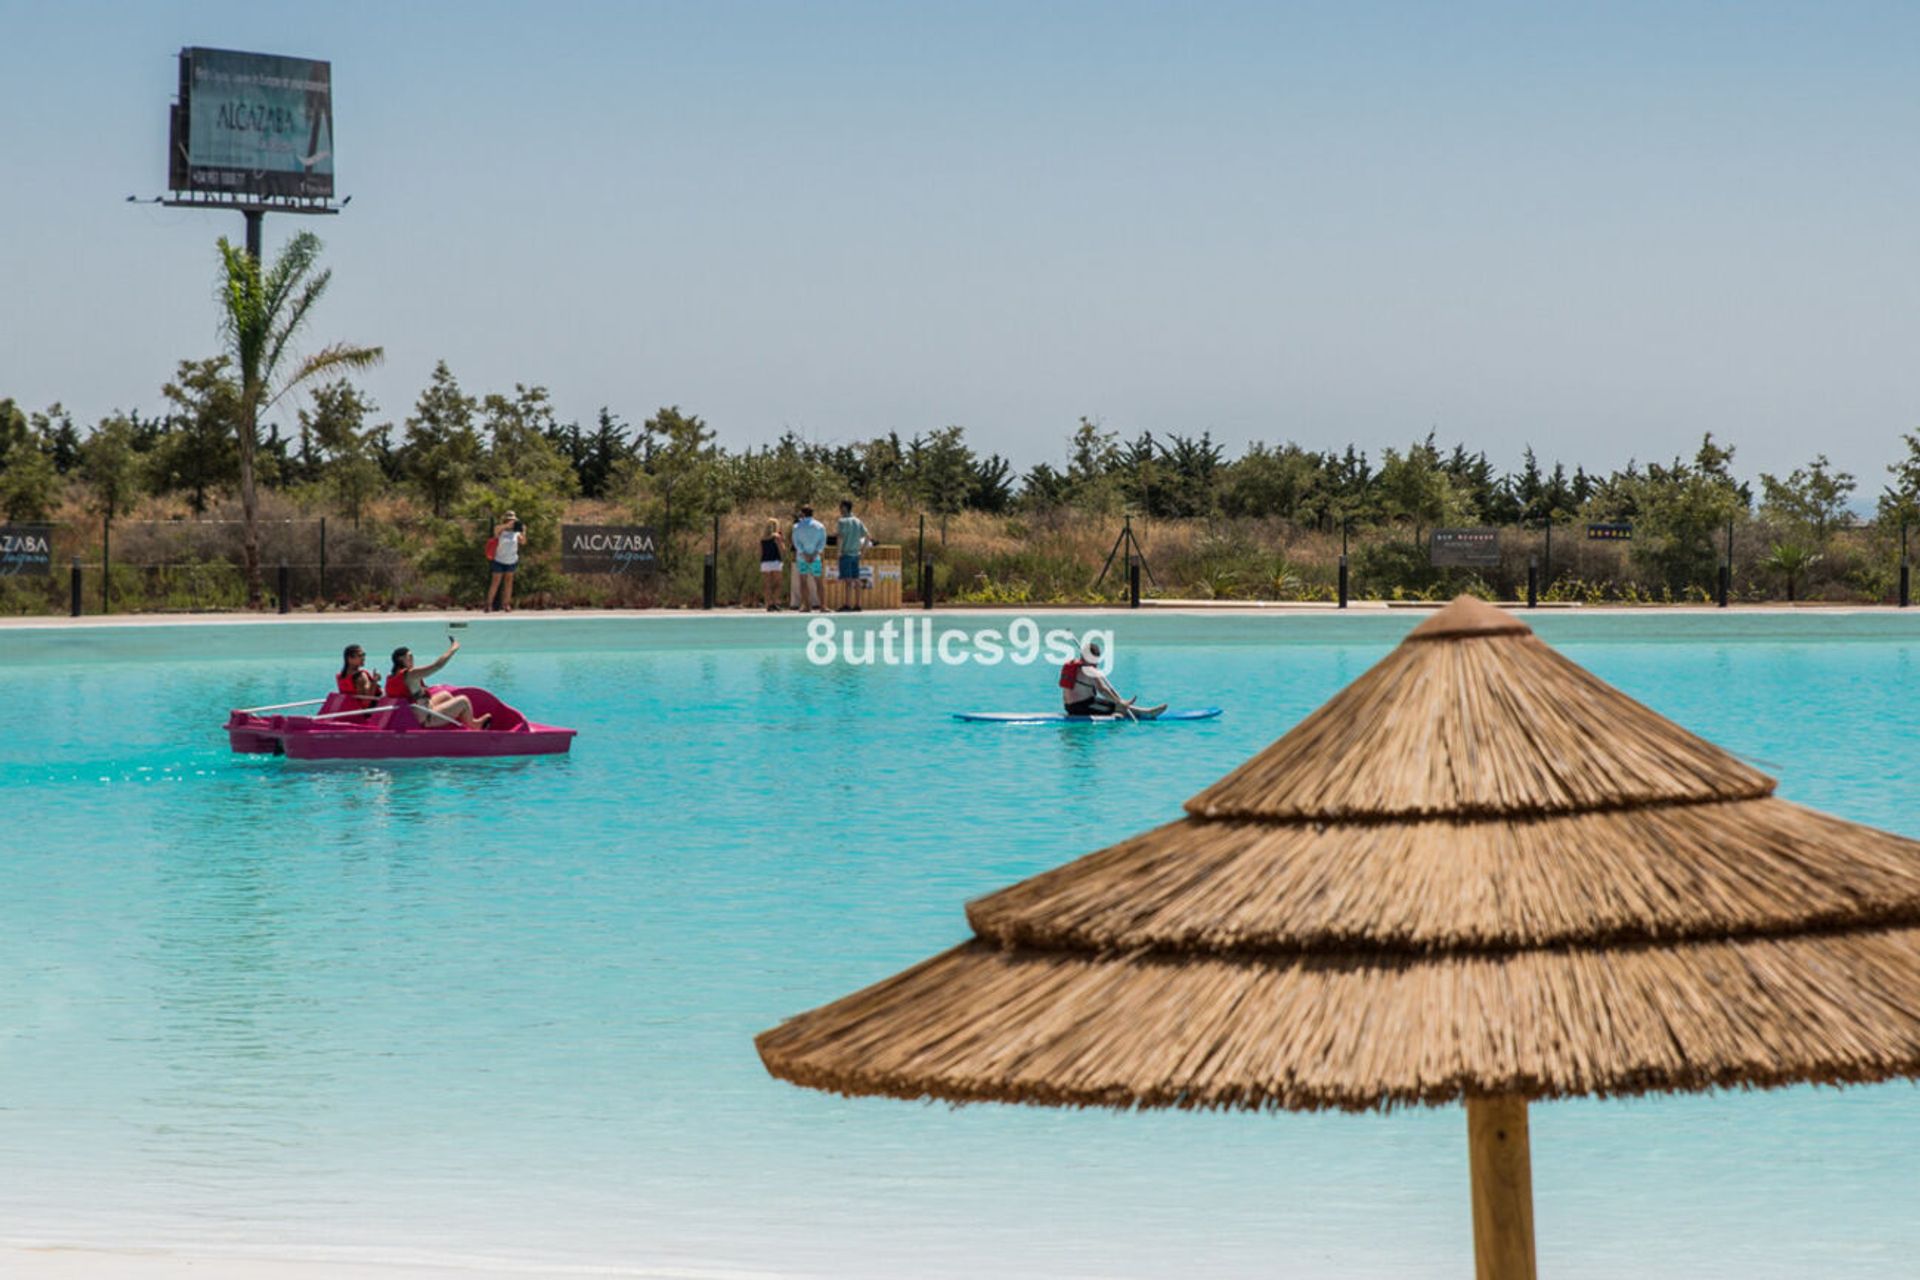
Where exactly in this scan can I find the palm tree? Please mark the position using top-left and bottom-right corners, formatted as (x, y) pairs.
(1762, 539), (1820, 603)
(217, 231), (382, 605)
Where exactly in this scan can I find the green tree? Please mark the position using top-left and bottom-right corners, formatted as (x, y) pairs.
(1019, 461), (1070, 509)
(299, 379), (383, 526)
(480, 384), (578, 495)
(216, 231), (383, 603)
(0, 398), (29, 472)
(577, 408), (637, 499)
(967, 452), (1015, 513)
(1160, 432), (1224, 518)
(33, 404), (82, 474)
(0, 399), (62, 521)
(1760, 454), (1856, 546)
(1219, 442), (1323, 521)
(402, 361), (482, 516)
(621, 406), (727, 536)
(907, 426), (977, 517)
(1876, 431), (1920, 539)
(1376, 435), (1468, 548)
(154, 358), (241, 514)
(1065, 416), (1122, 513)
(1626, 434), (1746, 594)
(80, 415), (143, 524)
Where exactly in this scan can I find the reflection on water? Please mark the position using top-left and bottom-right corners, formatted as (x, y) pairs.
(0, 618), (1916, 1277)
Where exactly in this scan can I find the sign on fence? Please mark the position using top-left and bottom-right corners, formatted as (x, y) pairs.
(1587, 522), (1633, 541)
(561, 525), (658, 575)
(0, 524), (53, 577)
(1429, 528), (1500, 568)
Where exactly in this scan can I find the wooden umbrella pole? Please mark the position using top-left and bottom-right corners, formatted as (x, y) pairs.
(1467, 1096), (1536, 1280)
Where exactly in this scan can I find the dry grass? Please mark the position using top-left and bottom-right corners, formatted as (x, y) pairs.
(757, 595), (1920, 1112)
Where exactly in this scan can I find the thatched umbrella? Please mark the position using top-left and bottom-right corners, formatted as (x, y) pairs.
(757, 595), (1920, 1278)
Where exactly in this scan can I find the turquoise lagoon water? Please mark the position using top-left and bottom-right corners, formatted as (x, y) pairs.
(1, 612), (1917, 1278)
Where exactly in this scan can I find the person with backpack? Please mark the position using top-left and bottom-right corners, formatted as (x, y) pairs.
(485, 511), (525, 612)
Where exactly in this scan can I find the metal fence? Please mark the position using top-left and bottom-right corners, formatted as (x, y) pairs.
(2, 512), (1910, 615)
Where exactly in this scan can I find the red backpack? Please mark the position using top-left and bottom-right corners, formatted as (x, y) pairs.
(485, 535), (499, 561)
(1058, 659), (1089, 690)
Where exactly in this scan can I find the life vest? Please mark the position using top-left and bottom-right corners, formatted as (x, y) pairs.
(1059, 659), (1090, 690)
(385, 671), (420, 702)
(338, 670), (377, 703)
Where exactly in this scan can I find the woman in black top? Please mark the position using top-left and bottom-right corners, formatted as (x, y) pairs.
(759, 517), (788, 611)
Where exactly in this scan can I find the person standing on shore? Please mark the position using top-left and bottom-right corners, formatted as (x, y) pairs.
(834, 499), (872, 612)
(485, 512), (523, 612)
(791, 506), (827, 612)
(759, 517), (788, 611)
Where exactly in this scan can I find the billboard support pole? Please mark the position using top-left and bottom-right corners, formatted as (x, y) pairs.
(244, 209), (263, 263)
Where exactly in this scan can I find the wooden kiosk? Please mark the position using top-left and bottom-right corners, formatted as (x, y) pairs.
(824, 544), (903, 609)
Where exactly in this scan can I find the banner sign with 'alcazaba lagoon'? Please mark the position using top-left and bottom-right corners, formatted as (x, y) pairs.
(561, 525), (658, 575)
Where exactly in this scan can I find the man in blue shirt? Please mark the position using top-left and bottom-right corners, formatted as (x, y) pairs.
(790, 506), (828, 612)
(834, 499), (872, 612)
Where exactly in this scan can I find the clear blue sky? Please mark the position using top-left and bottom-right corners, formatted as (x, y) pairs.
(3, 0), (1917, 488)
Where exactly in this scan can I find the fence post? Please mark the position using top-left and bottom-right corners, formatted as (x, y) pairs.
(1128, 557), (1141, 609)
(101, 515), (111, 615)
(1902, 522), (1910, 608)
(318, 517), (327, 602)
(1717, 563), (1730, 608)
(703, 514), (718, 610)
(1338, 518), (1350, 609)
(70, 560), (82, 617)
(917, 513), (927, 607)
(1527, 558), (1538, 609)
(278, 563), (291, 614)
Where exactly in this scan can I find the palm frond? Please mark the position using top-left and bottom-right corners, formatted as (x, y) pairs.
(263, 269), (333, 389)
(266, 342), (385, 410)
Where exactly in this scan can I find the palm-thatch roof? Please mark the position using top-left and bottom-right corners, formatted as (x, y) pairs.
(758, 596), (1920, 1112)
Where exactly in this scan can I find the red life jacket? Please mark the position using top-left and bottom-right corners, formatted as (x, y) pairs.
(384, 671), (416, 701)
(1059, 659), (1090, 690)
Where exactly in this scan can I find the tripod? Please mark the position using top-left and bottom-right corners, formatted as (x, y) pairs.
(1093, 514), (1158, 597)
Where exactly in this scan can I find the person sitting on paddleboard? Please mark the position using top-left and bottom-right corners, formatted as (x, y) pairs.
(336, 643), (381, 708)
(1060, 639), (1136, 717)
(388, 642), (490, 729)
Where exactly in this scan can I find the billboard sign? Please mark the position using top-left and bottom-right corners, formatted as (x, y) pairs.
(171, 47), (333, 199)
(0, 525), (53, 577)
(1429, 528), (1501, 568)
(561, 525), (658, 575)
(1587, 521), (1633, 542)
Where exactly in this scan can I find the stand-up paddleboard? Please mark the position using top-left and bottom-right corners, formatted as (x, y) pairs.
(953, 707), (1221, 724)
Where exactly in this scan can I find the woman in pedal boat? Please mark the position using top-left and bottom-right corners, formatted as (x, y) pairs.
(387, 641), (490, 728)
(336, 644), (381, 708)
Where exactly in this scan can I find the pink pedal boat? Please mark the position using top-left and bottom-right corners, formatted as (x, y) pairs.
(226, 686), (576, 761)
